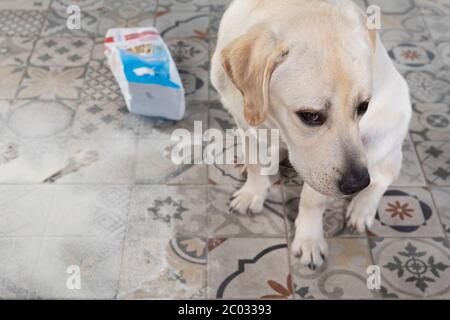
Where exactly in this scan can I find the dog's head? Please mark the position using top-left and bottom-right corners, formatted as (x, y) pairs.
(221, 5), (375, 197)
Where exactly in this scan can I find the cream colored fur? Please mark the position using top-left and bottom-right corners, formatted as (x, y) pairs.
(211, 0), (411, 268)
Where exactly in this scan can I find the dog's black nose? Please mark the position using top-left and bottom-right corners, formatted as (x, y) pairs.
(339, 168), (370, 195)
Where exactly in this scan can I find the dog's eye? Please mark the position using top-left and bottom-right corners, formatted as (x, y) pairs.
(357, 100), (370, 116)
(297, 111), (325, 126)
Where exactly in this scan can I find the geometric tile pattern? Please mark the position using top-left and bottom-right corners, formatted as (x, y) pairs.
(72, 100), (140, 138)
(0, 10), (46, 37)
(0, 0), (448, 300)
(42, 10), (99, 37)
(410, 103), (450, 142)
(416, 141), (450, 185)
(431, 187), (450, 236)
(51, 0), (104, 11)
(392, 137), (427, 186)
(82, 60), (122, 100)
(30, 37), (94, 67)
(0, 1), (51, 10)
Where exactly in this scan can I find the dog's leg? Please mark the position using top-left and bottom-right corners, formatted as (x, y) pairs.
(346, 149), (403, 233)
(291, 183), (328, 269)
(229, 163), (271, 215)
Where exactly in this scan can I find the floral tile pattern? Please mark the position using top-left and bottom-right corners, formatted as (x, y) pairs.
(17, 65), (86, 100)
(207, 238), (291, 299)
(0, 0), (449, 300)
(385, 41), (441, 70)
(166, 37), (209, 67)
(156, 11), (210, 101)
(127, 185), (208, 238)
(369, 237), (450, 298)
(369, 187), (445, 237)
(404, 67), (450, 103)
(292, 238), (376, 299)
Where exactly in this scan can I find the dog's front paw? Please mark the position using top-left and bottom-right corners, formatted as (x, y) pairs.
(229, 187), (267, 215)
(345, 198), (376, 233)
(291, 235), (328, 270)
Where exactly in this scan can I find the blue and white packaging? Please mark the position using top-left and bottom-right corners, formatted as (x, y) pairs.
(104, 27), (185, 120)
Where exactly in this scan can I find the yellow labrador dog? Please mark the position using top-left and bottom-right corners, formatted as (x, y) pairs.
(211, 0), (411, 268)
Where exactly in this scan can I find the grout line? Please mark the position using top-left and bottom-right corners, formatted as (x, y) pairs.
(10, 6), (51, 101)
(280, 185), (297, 299)
(0, 3), (52, 138)
(28, 184), (57, 296)
(114, 183), (135, 299)
(418, 6), (450, 68)
(428, 187), (450, 244)
(398, 0), (450, 243)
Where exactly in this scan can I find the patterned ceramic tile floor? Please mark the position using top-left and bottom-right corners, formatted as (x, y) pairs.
(0, 0), (449, 299)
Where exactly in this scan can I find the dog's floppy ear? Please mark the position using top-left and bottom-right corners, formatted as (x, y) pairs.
(221, 26), (289, 126)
